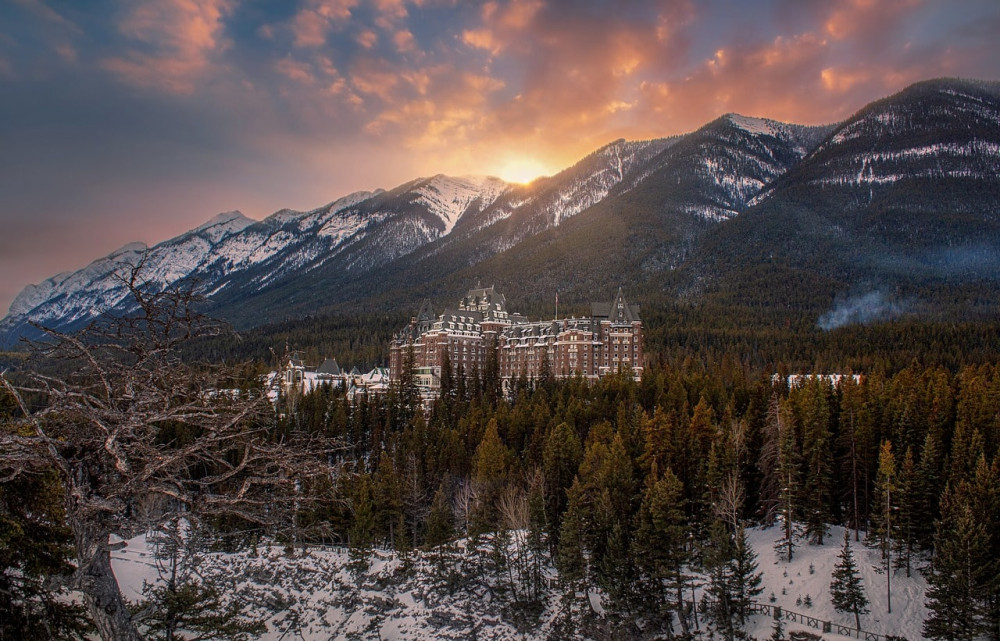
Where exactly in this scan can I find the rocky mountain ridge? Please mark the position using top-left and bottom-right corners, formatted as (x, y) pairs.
(3, 78), (998, 345)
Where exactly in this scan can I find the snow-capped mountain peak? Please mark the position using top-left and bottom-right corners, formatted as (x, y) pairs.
(413, 174), (511, 235)
(192, 211), (254, 243)
(724, 113), (783, 137)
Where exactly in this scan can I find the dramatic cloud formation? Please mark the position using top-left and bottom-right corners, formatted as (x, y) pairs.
(0, 0), (998, 312)
(102, 0), (235, 93)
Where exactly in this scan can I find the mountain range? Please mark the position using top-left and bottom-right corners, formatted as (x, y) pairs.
(3, 77), (999, 348)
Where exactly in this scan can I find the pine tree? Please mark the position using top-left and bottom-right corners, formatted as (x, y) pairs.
(774, 402), (800, 562)
(924, 483), (992, 641)
(800, 380), (833, 544)
(704, 521), (763, 640)
(137, 520), (265, 641)
(870, 440), (896, 613)
(892, 446), (918, 577)
(590, 435), (639, 620)
(757, 393), (783, 525)
(837, 376), (866, 539)
(349, 475), (376, 566)
(633, 468), (692, 636)
(730, 524), (764, 627)
(769, 614), (784, 641)
(542, 421), (583, 548)
(915, 431), (944, 551)
(372, 451), (403, 549)
(0, 469), (92, 639)
(830, 529), (869, 630)
(471, 418), (512, 533)
(704, 520), (737, 640)
(425, 481), (454, 547)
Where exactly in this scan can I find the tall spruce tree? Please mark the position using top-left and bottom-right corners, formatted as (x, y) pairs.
(915, 431), (944, 552)
(870, 440), (896, 613)
(830, 529), (869, 630)
(471, 418), (512, 533)
(892, 446), (918, 577)
(924, 482), (993, 640)
(729, 524), (764, 627)
(800, 381), (833, 544)
(542, 421), (583, 549)
(774, 402), (801, 562)
(633, 468), (692, 637)
(704, 520), (762, 641)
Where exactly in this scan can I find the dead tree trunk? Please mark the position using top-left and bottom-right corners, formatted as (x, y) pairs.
(72, 519), (142, 641)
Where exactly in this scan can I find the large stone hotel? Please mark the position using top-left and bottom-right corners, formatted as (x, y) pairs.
(389, 286), (643, 392)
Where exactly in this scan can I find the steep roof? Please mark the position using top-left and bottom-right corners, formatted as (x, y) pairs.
(317, 358), (341, 375)
(416, 298), (436, 323)
(591, 288), (640, 322)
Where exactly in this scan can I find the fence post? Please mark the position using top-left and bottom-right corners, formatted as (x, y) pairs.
(773, 606), (781, 620)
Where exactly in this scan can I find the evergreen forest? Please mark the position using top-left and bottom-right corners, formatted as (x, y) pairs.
(3, 301), (1000, 639)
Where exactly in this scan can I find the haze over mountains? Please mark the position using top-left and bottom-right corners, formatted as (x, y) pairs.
(3, 78), (999, 347)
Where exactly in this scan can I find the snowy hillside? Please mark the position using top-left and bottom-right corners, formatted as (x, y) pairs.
(668, 114), (834, 222)
(0, 178), (511, 344)
(750, 78), (1000, 206)
(111, 524), (929, 640)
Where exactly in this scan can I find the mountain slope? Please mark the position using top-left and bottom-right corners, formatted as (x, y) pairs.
(4, 78), (999, 345)
(386, 112), (834, 316)
(0, 177), (512, 343)
(686, 78), (1000, 326)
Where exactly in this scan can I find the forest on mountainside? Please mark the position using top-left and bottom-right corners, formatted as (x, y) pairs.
(178, 299), (1000, 377)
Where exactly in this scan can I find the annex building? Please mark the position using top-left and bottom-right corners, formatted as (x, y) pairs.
(389, 286), (643, 393)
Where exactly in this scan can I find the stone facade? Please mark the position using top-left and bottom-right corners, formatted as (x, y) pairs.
(389, 286), (642, 392)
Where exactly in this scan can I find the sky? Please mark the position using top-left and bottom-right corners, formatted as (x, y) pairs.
(1, 0), (999, 315)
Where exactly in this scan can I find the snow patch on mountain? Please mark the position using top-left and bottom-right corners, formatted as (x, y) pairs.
(7, 242), (148, 318)
(192, 211), (254, 242)
(725, 113), (781, 137)
(414, 175), (510, 234)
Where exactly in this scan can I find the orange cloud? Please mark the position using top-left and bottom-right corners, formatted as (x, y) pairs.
(101, 0), (233, 93)
(275, 57), (316, 84)
(824, 0), (919, 41)
(291, 0), (358, 48)
(356, 29), (378, 48)
(821, 66), (870, 92)
(394, 29), (416, 53)
(462, 28), (502, 55)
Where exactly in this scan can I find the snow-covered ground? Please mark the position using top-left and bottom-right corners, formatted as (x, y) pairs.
(110, 524), (929, 640)
(744, 525), (928, 641)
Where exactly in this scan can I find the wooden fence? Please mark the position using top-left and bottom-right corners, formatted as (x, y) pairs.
(702, 599), (907, 641)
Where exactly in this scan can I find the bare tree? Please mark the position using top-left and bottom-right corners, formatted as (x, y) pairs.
(715, 419), (748, 532)
(757, 394), (783, 525)
(452, 478), (476, 536)
(0, 262), (338, 641)
(714, 471), (746, 533)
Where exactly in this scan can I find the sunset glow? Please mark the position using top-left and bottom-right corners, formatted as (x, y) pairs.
(1, 0), (999, 313)
(495, 158), (552, 185)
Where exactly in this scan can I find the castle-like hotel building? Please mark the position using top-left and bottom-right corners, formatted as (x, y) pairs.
(389, 286), (643, 392)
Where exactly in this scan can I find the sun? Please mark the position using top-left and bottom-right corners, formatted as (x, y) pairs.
(495, 157), (551, 184)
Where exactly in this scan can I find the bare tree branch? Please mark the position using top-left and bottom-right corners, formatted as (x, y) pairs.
(0, 253), (343, 641)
